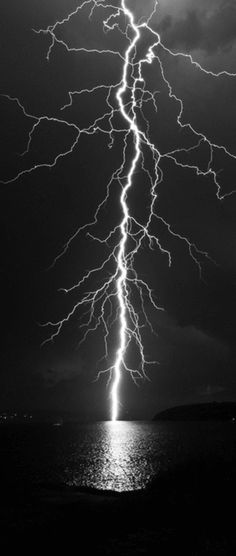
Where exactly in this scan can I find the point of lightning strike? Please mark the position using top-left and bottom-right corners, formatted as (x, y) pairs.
(2, 0), (236, 421)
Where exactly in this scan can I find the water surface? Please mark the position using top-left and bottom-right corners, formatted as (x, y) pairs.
(1, 420), (236, 491)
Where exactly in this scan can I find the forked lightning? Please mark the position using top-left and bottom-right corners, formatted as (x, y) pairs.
(2, 0), (236, 420)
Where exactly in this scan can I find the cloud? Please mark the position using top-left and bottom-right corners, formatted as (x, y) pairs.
(157, 1), (236, 55)
(199, 384), (227, 398)
(148, 308), (229, 365)
(159, 10), (202, 52)
(41, 353), (84, 387)
(161, 321), (228, 360)
(129, 0), (156, 22)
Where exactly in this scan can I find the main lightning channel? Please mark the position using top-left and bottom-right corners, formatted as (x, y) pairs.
(111, 1), (142, 421)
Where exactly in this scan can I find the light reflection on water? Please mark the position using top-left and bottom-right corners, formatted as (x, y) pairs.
(1, 420), (236, 492)
(66, 421), (159, 491)
(63, 420), (236, 491)
(90, 421), (153, 491)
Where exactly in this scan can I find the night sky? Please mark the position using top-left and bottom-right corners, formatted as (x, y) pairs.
(1, 0), (236, 420)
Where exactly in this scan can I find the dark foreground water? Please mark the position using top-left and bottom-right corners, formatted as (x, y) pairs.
(1, 420), (236, 492)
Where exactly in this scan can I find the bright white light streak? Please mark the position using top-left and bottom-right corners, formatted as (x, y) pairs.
(111, 1), (142, 419)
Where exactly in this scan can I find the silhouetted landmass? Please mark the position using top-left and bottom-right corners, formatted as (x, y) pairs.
(0, 409), (104, 424)
(153, 402), (236, 421)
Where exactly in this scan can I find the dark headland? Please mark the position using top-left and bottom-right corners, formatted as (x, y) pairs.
(153, 401), (236, 421)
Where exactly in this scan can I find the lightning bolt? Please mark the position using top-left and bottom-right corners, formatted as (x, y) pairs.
(2, 0), (236, 420)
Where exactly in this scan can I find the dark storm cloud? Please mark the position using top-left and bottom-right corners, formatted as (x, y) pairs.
(158, 1), (236, 54)
(42, 355), (84, 386)
(158, 10), (202, 52)
(164, 322), (227, 354)
(153, 310), (228, 365)
(199, 384), (227, 398)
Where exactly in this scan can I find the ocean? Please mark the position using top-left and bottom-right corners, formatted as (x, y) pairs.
(1, 420), (236, 492)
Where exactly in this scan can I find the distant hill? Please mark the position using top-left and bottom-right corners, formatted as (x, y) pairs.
(153, 402), (236, 421)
